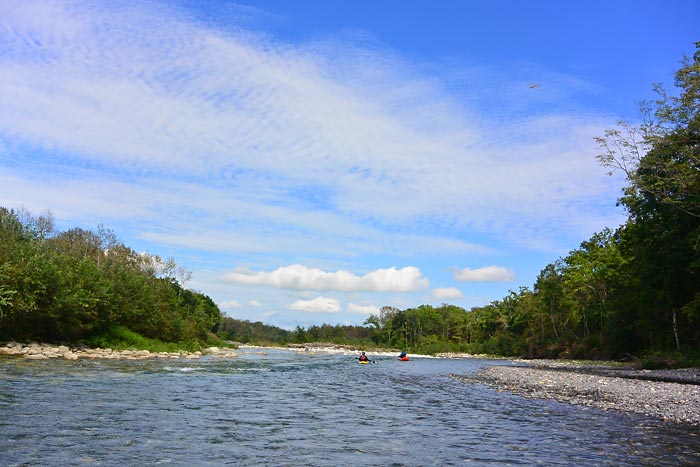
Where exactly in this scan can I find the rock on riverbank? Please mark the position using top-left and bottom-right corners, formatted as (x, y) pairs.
(454, 364), (700, 426)
(0, 341), (238, 360)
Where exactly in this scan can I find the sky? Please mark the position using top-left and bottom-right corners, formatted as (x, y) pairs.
(1, 0), (698, 329)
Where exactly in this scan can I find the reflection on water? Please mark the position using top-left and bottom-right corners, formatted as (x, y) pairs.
(1, 349), (698, 466)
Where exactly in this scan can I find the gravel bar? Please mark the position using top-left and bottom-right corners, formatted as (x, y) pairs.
(454, 363), (700, 427)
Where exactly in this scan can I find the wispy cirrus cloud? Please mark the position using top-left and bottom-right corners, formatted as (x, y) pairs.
(0, 0), (622, 253)
(0, 0), (629, 327)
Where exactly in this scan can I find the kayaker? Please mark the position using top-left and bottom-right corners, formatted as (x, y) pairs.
(358, 351), (370, 362)
(398, 351), (409, 361)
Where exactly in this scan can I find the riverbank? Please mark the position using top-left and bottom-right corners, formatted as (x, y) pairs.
(454, 362), (700, 426)
(0, 341), (238, 360)
(0, 341), (406, 361)
(259, 342), (493, 359)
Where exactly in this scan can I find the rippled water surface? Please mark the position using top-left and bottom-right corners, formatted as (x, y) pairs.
(1, 349), (699, 466)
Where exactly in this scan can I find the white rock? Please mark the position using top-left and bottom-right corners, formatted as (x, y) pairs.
(26, 354), (48, 360)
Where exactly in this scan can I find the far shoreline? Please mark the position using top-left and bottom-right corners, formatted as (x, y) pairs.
(0, 339), (504, 361)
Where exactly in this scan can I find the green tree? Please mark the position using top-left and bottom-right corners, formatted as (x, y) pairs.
(596, 42), (700, 220)
(596, 42), (700, 355)
(561, 229), (624, 349)
(0, 206), (223, 345)
(533, 262), (567, 343)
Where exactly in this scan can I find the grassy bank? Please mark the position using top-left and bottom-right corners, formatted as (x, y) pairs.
(84, 325), (235, 353)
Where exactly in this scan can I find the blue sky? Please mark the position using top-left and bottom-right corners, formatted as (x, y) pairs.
(1, 0), (698, 329)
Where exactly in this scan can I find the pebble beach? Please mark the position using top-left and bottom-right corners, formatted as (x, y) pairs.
(454, 362), (700, 427)
(0, 341), (238, 360)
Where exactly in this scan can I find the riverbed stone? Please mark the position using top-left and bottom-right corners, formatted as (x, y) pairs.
(455, 364), (700, 427)
(26, 353), (48, 360)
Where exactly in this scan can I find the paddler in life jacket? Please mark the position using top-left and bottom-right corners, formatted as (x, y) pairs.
(398, 351), (409, 361)
(358, 351), (370, 362)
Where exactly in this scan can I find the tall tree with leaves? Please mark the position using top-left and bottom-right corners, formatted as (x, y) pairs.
(596, 42), (700, 220)
(596, 43), (700, 353)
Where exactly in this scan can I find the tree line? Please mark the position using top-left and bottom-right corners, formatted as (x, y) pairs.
(216, 317), (375, 346)
(0, 208), (221, 345)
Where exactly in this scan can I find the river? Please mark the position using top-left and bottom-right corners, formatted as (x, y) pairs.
(1, 348), (698, 466)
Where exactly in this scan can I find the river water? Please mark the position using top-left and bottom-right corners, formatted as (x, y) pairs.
(1, 348), (698, 466)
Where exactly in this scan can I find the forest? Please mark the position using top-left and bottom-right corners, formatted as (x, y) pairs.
(1, 45), (698, 365)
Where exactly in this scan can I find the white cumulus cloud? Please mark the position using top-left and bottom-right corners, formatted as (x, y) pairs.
(289, 297), (341, 313)
(219, 299), (241, 309)
(454, 266), (515, 282)
(431, 287), (464, 300)
(347, 303), (380, 315)
(224, 264), (429, 292)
